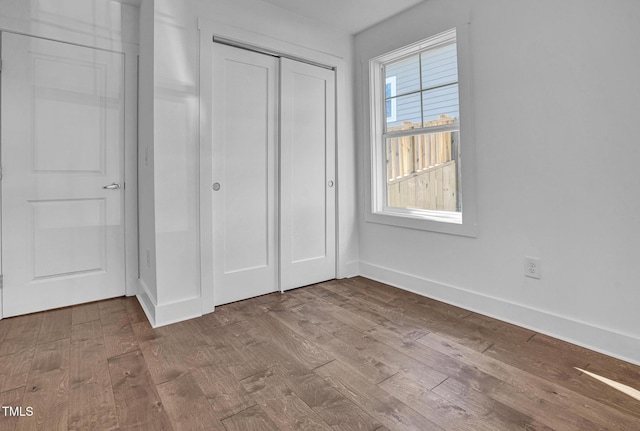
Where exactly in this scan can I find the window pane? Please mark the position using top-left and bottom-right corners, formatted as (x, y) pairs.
(422, 83), (459, 125)
(385, 55), (420, 97)
(421, 43), (458, 89)
(386, 92), (421, 131)
(385, 77), (396, 121)
(386, 131), (459, 212)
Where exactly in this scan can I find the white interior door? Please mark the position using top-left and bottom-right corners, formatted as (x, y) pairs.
(279, 58), (336, 290)
(211, 43), (279, 306)
(1, 33), (125, 317)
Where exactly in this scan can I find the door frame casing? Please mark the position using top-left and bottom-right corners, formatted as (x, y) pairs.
(0, 30), (139, 319)
(198, 18), (345, 314)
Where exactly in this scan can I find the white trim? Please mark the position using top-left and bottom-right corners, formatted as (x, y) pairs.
(0, 29), (129, 54)
(384, 122), (458, 139)
(374, 28), (458, 64)
(197, 18), (344, 69)
(379, 207), (462, 226)
(154, 296), (202, 328)
(360, 261), (640, 367)
(198, 21), (214, 314)
(136, 278), (156, 325)
(213, 37), (334, 71)
(122, 40), (140, 297)
(136, 278), (202, 328)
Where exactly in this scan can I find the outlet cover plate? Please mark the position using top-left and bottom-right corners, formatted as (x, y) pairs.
(524, 256), (541, 279)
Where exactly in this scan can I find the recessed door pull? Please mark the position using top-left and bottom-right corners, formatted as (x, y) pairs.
(212, 182), (221, 191)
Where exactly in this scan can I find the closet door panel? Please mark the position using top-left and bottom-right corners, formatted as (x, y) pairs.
(280, 58), (336, 290)
(211, 43), (278, 306)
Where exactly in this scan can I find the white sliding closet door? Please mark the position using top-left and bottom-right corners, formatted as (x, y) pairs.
(279, 58), (336, 291)
(208, 43), (336, 306)
(211, 43), (279, 306)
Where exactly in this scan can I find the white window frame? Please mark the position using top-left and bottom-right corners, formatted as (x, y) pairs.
(366, 26), (477, 237)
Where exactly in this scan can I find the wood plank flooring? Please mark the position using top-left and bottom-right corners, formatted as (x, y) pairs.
(0, 277), (639, 430)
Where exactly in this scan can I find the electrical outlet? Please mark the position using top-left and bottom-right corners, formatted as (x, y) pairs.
(524, 256), (541, 279)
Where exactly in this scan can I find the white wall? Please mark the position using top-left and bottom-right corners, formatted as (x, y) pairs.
(0, 0), (138, 49)
(145, 0), (359, 325)
(136, 0), (158, 318)
(355, 0), (640, 365)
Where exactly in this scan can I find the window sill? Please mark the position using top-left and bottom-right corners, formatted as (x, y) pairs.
(365, 208), (477, 237)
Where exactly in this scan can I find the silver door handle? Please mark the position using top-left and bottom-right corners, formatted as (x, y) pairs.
(103, 183), (121, 190)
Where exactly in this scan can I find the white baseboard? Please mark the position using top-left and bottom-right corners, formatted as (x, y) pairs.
(154, 296), (202, 328)
(359, 261), (640, 366)
(136, 278), (157, 326)
(135, 279), (201, 327)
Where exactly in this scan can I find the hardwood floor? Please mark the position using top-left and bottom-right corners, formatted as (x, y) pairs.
(0, 277), (639, 430)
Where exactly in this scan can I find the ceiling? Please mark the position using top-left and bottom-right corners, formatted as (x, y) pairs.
(114, 0), (425, 35)
(261, 0), (426, 34)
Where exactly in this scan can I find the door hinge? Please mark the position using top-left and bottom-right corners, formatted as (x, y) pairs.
(0, 58), (3, 72)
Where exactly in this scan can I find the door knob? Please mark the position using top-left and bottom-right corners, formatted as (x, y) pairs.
(103, 183), (121, 190)
(212, 182), (221, 191)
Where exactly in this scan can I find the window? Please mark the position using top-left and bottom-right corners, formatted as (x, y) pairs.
(368, 28), (476, 236)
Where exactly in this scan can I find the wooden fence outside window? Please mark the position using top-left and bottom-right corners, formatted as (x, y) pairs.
(386, 115), (459, 211)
